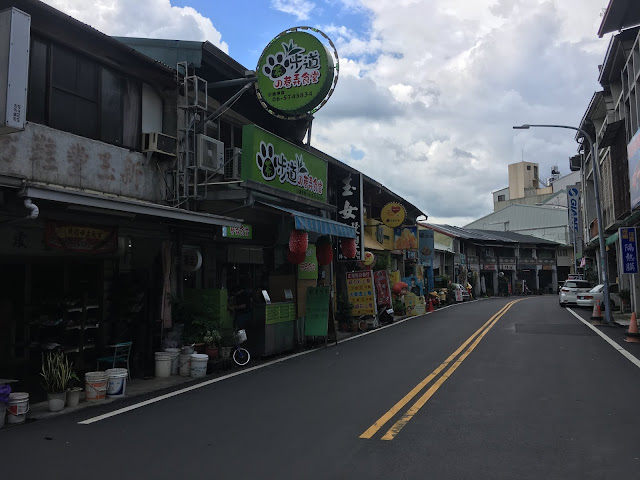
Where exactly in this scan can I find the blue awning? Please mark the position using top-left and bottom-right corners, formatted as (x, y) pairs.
(259, 202), (356, 238)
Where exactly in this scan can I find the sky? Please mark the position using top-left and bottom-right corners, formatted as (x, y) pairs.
(41, 0), (612, 226)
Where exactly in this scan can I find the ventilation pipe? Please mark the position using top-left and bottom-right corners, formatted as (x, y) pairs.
(23, 198), (39, 219)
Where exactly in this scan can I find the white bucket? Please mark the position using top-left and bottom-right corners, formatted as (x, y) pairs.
(85, 371), (108, 401)
(164, 348), (181, 375)
(190, 353), (208, 378)
(106, 368), (128, 398)
(155, 352), (172, 378)
(179, 353), (192, 377)
(7, 392), (29, 424)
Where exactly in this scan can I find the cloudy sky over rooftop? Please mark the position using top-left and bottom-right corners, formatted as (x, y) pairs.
(42, 0), (612, 225)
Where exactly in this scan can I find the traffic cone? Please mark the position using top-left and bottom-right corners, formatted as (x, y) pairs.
(625, 312), (640, 343)
(427, 298), (434, 313)
(590, 300), (603, 325)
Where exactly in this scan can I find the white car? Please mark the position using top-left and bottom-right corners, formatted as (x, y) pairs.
(559, 280), (592, 307)
(576, 284), (621, 311)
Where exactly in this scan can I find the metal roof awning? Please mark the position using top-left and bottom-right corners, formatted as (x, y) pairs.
(363, 232), (385, 251)
(259, 202), (356, 238)
(598, 0), (640, 37)
(605, 231), (619, 246)
(23, 185), (244, 227)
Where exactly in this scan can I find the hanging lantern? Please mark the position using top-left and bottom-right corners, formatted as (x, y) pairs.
(341, 237), (357, 259)
(289, 229), (308, 254)
(287, 248), (306, 265)
(316, 242), (333, 266)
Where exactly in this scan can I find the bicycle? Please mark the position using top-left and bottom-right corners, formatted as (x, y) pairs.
(232, 329), (250, 366)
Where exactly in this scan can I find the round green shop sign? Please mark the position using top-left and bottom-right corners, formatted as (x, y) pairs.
(256, 28), (337, 118)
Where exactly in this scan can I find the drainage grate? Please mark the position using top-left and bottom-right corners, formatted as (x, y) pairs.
(515, 324), (597, 336)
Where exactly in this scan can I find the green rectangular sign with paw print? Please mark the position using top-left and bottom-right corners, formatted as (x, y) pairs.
(241, 124), (328, 203)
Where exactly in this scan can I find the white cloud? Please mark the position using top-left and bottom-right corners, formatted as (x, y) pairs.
(271, 0), (316, 20)
(40, 0), (228, 52)
(310, 0), (610, 223)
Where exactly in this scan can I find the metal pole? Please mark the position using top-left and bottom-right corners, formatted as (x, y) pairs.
(513, 124), (613, 324)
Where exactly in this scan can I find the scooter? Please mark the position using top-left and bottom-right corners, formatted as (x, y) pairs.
(378, 305), (395, 324)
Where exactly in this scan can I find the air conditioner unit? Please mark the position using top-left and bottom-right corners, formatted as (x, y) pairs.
(197, 134), (224, 172)
(224, 147), (242, 180)
(141, 132), (177, 157)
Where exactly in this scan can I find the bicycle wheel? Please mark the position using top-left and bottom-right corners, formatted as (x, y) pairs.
(233, 347), (250, 366)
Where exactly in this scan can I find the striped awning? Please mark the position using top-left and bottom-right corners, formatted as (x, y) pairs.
(259, 202), (356, 238)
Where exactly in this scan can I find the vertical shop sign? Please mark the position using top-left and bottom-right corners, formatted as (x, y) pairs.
(620, 227), (639, 274)
(628, 130), (640, 210)
(373, 270), (392, 308)
(566, 185), (583, 260)
(346, 270), (376, 315)
(336, 172), (364, 261)
(418, 229), (434, 266)
(298, 244), (318, 280)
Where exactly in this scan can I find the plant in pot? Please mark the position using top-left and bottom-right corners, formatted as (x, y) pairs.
(66, 373), (83, 408)
(219, 329), (236, 359)
(40, 351), (76, 412)
(203, 329), (221, 359)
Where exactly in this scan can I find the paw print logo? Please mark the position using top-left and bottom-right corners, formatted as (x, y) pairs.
(262, 52), (290, 80)
(256, 141), (277, 181)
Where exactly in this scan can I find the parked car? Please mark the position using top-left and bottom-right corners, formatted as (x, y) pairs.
(559, 280), (592, 307)
(451, 283), (471, 302)
(576, 284), (621, 311)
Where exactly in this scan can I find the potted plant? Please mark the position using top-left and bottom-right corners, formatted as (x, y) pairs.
(66, 373), (83, 408)
(40, 351), (77, 412)
(204, 329), (221, 359)
(219, 329), (236, 359)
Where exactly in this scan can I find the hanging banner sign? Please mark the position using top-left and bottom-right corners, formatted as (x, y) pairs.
(336, 172), (364, 261)
(394, 226), (418, 250)
(346, 270), (376, 315)
(298, 244), (318, 280)
(45, 222), (117, 253)
(620, 227), (639, 274)
(373, 270), (392, 308)
(418, 229), (434, 267)
(567, 185), (582, 259)
(222, 224), (253, 239)
(628, 130), (640, 210)
(381, 202), (406, 228)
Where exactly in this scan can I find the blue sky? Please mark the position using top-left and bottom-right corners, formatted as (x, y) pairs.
(42, 0), (612, 225)
(169, 0), (371, 69)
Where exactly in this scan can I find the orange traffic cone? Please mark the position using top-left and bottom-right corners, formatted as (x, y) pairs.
(590, 300), (603, 325)
(625, 312), (640, 343)
(427, 298), (434, 313)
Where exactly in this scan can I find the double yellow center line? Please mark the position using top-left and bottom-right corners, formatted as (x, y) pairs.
(360, 299), (521, 441)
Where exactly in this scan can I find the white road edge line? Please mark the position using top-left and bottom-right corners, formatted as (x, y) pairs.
(79, 299), (480, 425)
(567, 308), (640, 369)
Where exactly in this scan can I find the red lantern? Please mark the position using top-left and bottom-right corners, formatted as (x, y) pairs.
(289, 229), (308, 254)
(341, 237), (356, 259)
(316, 242), (333, 265)
(287, 249), (306, 265)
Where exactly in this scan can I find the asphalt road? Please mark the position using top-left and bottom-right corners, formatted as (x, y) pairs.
(3, 296), (640, 479)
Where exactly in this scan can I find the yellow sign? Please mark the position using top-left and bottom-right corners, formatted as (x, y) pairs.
(405, 293), (426, 316)
(346, 270), (376, 316)
(381, 202), (406, 228)
(389, 271), (401, 285)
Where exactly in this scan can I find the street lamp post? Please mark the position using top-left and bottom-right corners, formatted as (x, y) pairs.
(513, 124), (613, 325)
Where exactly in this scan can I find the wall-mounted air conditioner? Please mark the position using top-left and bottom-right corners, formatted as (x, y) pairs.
(0, 8), (30, 135)
(197, 134), (224, 172)
(224, 147), (242, 180)
(142, 132), (177, 157)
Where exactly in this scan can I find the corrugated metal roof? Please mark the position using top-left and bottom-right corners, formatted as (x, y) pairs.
(421, 223), (559, 246)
